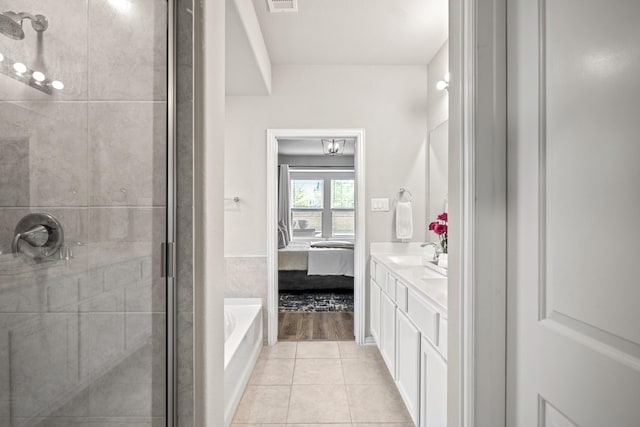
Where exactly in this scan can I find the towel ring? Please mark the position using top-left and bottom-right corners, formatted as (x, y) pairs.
(398, 188), (413, 202)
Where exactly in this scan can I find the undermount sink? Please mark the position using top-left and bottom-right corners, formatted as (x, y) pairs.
(422, 265), (446, 279)
(386, 254), (448, 277)
(387, 255), (423, 266)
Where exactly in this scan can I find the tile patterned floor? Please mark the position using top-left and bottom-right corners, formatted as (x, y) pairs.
(231, 341), (414, 426)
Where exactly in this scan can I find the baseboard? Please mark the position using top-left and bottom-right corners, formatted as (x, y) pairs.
(364, 336), (376, 345)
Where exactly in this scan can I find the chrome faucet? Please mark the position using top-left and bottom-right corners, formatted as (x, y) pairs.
(420, 242), (442, 261)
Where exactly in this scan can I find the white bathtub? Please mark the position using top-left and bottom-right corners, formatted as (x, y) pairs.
(224, 298), (263, 427)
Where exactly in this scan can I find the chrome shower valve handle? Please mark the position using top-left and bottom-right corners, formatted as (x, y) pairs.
(11, 213), (64, 261)
(11, 225), (49, 253)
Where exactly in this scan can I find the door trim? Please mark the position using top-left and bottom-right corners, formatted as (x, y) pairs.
(266, 128), (366, 345)
(450, 0), (507, 425)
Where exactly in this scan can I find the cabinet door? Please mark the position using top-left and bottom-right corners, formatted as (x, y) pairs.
(379, 292), (396, 375)
(420, 337), (447, 427)
(370, 279), (381, 343)
(396, 309), (421, 424)
(386, 273), (397, 300)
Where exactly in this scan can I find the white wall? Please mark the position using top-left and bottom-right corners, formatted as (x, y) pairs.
(195, 0), (225, 424)
(225, 64), (428, 257)
(226, 0), (272, 95)
(447, 3), (461, 423)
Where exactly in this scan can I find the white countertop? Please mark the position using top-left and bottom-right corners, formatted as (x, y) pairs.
(370, 242), (448, 314)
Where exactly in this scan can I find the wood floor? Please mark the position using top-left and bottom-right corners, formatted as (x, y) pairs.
(278, 312), (355, 341)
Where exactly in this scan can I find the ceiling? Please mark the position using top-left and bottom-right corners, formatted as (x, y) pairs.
(278, 138), (356, 156)
(251, 0), (448, 65)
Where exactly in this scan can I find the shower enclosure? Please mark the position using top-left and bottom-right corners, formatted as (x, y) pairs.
(0, 1), (190, 425)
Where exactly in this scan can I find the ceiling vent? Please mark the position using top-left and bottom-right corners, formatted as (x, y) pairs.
(267, 0), (298, 13)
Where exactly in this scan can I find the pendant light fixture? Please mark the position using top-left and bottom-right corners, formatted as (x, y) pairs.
(321, 138), (345, 156)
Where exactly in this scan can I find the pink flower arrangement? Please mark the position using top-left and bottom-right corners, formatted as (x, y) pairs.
(428, 212), (448, 253)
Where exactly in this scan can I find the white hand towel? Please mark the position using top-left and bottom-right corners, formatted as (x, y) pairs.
(395, 201), (413, 240)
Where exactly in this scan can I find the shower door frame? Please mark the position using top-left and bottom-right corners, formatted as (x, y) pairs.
(166, 0), (178, 426)
(0, 1), (180, 425)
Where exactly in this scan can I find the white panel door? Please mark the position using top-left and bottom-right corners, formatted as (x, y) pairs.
(507, 0), (640, 425)
(396, 309), (421, 424)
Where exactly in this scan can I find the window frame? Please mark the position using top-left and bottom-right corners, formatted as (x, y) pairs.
(289, 169), (355, 239)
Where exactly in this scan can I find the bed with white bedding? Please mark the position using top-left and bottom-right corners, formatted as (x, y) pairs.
(278, 241), (354, 290)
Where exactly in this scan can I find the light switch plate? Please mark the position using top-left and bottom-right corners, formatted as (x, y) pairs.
(371, 198), (390, 212)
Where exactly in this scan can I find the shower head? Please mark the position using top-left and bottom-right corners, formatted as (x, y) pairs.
(0, 12), (24, 39)
(0, 11), (48, 40)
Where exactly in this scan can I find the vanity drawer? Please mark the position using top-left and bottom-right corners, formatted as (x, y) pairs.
(396, 281), (408, 312)
(407, 290), (439, 345)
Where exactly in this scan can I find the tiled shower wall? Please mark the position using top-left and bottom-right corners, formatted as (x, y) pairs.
(0, 0), (194, 425)
(225, 256), (269, 340)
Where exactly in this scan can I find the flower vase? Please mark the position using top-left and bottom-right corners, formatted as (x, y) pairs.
(439, 235), (447, 254)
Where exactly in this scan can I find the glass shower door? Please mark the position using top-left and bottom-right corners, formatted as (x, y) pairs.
(0, 1), (169, 426)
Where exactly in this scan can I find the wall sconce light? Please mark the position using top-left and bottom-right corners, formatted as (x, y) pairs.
(321, 139), (345, 156)
(436, 72), (450, 92)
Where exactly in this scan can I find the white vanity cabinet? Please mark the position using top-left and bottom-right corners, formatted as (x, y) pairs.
(379, 290), (396, 374)
(370, 279), (381, 343)
(420, 336), (447, 427)
(396, 308), (421, 424)
(369, 256), (447, 427)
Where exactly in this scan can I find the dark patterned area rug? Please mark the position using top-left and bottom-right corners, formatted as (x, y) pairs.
(279, 290), (354, 312)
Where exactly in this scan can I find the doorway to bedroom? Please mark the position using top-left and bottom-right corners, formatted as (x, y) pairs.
(267, 129), (366, 344)
(277, 138), (356, 340)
